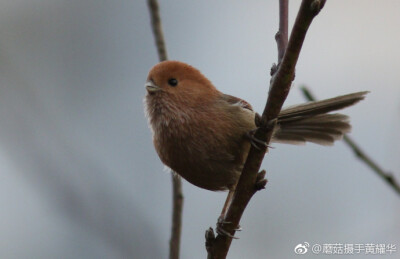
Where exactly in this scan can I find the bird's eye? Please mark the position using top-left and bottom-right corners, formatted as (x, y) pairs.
(168, 78), (178, 87)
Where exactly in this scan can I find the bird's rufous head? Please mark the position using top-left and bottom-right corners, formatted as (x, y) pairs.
(145, 61), (219, 104)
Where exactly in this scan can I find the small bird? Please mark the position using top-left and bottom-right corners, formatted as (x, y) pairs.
(144, 60), (367, 192)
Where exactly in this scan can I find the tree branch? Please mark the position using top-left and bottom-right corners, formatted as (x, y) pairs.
(208, 1), (327, 258)
(300, 86), (400, 196)
(147, 1), (184, 258)
(148, 0), (168, 61)
(170, 175), (184, 258)
(276, 0), (289, 63)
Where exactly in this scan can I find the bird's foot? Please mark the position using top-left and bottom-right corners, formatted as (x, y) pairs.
(216, 216), (241, 239)
(255, 113), (277, 130)
(245, 130), (269, 150)
(248, 115), (277, 150)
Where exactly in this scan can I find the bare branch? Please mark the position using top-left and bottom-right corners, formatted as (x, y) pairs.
(205, 228), (216, 259)
(147, 1), (184, 258)
(148, 0), (168, 61)
(300, 86), (400, 196)
(170, 175), (184, 258)
(275, 0), (289, 63)
(209, 1), (327, 258)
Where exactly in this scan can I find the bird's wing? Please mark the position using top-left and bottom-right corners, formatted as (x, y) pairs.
(221, 94), (253, 111)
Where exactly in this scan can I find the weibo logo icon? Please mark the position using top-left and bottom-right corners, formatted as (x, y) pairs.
(294, 242), (310, 254)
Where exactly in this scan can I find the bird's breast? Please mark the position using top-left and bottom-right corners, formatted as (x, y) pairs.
(145, 94), (252, 191)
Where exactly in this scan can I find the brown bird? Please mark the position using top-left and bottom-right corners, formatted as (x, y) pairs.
(144, 60), (367, 192)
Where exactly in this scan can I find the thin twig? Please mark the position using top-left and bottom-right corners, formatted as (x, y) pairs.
(300, 86), (400, 196)
(170, 175), (184, 258)
(148, 0), (168, 61)
(276, 0), (289, 63)
(209, 1), (327, 258)
(147, 1), (184, 259)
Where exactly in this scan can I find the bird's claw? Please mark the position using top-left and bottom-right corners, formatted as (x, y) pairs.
(216, 217), (241, 239)
(247, 117), (278, 150)
(245, 130), (269, 150)
(255, 113), (277, 130)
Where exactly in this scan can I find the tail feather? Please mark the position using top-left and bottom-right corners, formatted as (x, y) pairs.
(278, 91), (368, 120)
(272, 91), (368, 146)
(274, 131), (336, 146)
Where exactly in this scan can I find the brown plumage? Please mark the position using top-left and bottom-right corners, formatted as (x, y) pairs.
(144, 60), (367, 191)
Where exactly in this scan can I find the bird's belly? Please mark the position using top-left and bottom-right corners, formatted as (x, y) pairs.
(154, 131), (245, 191)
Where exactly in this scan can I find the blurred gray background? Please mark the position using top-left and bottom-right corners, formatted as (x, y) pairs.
(0, 0), (399, 258)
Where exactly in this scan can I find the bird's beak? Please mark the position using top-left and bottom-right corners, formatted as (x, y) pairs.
(145, 80), (161, 93)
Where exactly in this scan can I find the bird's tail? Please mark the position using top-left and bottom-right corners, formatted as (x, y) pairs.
(272, 91), (368, 145)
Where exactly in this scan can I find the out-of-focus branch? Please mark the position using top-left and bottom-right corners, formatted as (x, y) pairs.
(148, 0), (168, 61)
(300, 86), (400, 196)
(147, 1), (184, 259)
(276, 0), (289, 62)
(207, 1), (327, 258)
(169, 175), (184, 258)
